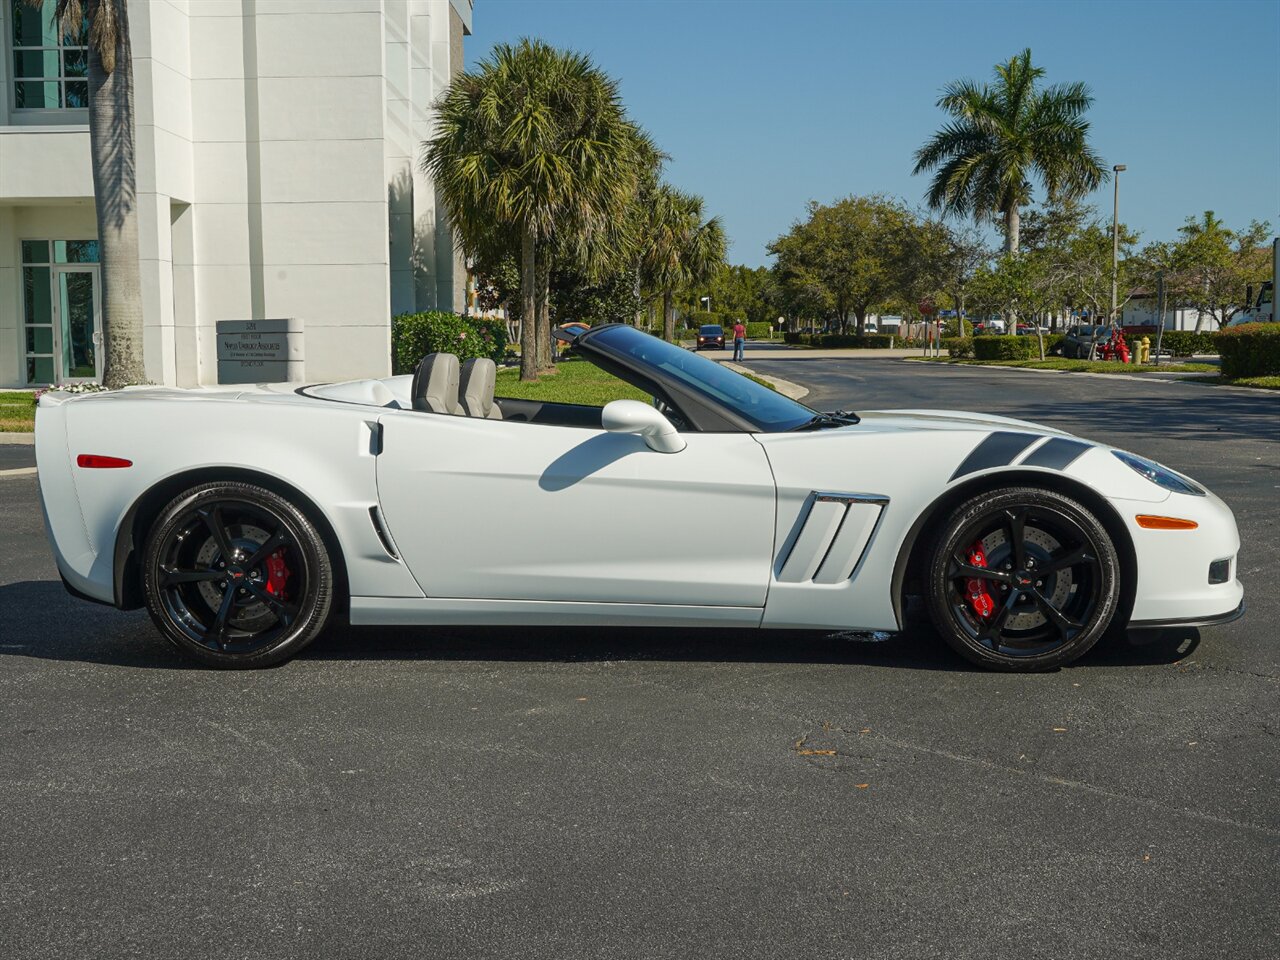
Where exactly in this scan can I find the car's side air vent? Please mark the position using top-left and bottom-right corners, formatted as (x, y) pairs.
(368, 505), (400, 560)
(777, 492), (888, 584)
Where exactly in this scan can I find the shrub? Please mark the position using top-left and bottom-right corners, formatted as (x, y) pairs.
(944, 337), (974, 359)
(818, 333), (897, 348)
(1216, 323), (1280, 378)
(392, 311), (509, 374)
(783, 331), (807, 345)
(684, 310), (723, 330)
(973, 336), (1039, 361)
(745, 322), (773, 339)
(1128, 330), (1218, 357)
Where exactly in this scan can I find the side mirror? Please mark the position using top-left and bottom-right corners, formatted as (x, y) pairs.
(601, 399), (686, 454)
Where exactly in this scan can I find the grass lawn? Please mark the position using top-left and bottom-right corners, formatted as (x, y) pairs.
(0, 391), (36, 432)
(1226, 375), (1280, 390)
(495, 357), (776, 406)
(915, 358), (1217, 374)
(495, 359), (651, 406)
(1192, 375), (1280, 391)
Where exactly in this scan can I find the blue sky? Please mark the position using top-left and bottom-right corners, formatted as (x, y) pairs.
(468, 0), (1280, 267)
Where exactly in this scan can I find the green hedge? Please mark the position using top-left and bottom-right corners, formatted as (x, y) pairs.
(973, 336), (1039, 360)
(781, 332), (900, 348)
(1216, 323), (1280, 378)
(1119, 330), (1218, 357)
(745, 322), (773, 339)
(944, 337), (974, 359)
(392, 311), (509, 374)
(684, 310), (723, 330)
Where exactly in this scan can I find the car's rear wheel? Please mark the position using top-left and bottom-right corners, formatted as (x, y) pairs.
(141, 481), (334, 668)
(924, 486), (1120, 671)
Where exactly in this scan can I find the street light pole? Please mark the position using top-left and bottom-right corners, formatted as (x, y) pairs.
(1110, 164), (1126, 323)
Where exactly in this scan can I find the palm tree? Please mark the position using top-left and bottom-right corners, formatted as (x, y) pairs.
(913, 49), (1106, 254)
(641, 186), (727, 341)
(426, 39), (649, 380)
(30, 0), (144, 387)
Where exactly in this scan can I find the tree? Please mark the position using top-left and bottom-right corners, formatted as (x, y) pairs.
(916, 220), (990, 336)
(692, 264), (775, 326)
(913, 49), (1107, 253)
(1032, 215), (1140, 326)
(1169, 212), (1271, 330)
(426, 39), (650, 380)
(30, 0), (144, 387)
(551, 261), (641, 327)
(640, 186), (727, 341)
(768, 195), (918, 334)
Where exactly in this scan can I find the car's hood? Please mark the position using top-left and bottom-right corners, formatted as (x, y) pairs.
(852, 408), (1076, 438)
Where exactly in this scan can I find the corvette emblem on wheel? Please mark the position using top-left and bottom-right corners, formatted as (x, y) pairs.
(33, 323), (1244, 670)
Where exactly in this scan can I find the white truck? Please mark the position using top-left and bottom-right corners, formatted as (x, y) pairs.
(1226, 237), (1278, 327)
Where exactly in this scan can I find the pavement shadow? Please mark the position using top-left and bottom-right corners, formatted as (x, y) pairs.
(0, 580), (1199, 673)
(1011, 391), (1279, 447)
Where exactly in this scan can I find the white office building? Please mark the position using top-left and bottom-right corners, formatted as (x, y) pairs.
(0, 0), (472, 388)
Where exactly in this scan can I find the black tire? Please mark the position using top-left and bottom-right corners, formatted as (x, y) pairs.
(141, 481), (334, 668)
(924, 486), (1120, 671)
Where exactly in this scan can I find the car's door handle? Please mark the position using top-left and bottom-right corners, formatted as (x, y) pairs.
(366, 420), (383, 456)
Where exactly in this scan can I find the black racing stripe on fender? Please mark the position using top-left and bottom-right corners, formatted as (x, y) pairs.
(949, 431), (1040, 481)
(1021, 437), (1091, 470)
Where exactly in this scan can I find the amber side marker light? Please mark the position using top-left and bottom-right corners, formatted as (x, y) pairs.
(76, 455), (132, 469)
(1135, 515), (1198, 530)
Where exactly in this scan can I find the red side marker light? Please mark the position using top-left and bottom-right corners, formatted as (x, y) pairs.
(77, 454), (132, 469)
(1135, 515), (1197, 531)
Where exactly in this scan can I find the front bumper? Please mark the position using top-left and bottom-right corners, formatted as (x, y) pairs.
(1130, 600), (1245, 630)
(1123, 487), (1244, 626)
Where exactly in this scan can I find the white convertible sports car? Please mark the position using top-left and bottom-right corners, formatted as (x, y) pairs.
(36, 324), (1243, 671)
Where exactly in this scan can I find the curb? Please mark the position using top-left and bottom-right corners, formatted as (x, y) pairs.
(902, 360), (1278, 395)
(0, 433), (34, 445)
(722, 361), (809, 401)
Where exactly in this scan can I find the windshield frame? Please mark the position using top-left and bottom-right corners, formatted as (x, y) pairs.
(571, 324), (820, 433)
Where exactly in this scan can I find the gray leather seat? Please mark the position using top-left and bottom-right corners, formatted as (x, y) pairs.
(411, 353), (462, 414)
(459, 357), (503, 420)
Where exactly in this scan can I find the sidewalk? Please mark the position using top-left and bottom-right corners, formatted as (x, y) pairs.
(701, 342), (923, 361)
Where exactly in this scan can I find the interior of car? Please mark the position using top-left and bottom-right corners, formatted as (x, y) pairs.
(304, 352), (648, 430)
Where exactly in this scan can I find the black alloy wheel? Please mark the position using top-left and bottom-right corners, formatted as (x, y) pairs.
(925, 486), (1121, 671)
(142, 482), (334, 668)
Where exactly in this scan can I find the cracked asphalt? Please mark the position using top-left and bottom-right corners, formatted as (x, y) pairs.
(1, 360), (1276, 960)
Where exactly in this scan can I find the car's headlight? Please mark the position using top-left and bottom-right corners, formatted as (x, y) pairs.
(1112, 450), (1205, 496)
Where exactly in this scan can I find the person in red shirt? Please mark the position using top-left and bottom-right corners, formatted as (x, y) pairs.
(732, 320), (746, 361)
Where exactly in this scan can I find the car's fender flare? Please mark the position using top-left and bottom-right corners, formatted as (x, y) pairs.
(112, 466), (350, 612)
(890, 468), (1138, 630)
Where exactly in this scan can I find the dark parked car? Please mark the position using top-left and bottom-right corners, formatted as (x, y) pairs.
(695, 324), (725, 350)
(1060, 324), (1114, 358)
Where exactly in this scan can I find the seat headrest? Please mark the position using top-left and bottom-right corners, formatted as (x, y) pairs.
(459, 357), (501, 419)
(411, 353), (461, 414)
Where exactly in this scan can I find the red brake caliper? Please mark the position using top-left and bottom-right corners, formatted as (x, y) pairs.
(264, 548), (290, 599)
(965, 540), (995, 621)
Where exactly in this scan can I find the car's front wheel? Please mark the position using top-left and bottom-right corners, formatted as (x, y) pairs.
(141, 481), (334, 668)
(924, 486), (1121, 671)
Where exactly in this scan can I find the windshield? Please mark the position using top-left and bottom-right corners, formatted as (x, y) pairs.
(699, 325), (723, 335)
(587, 325), (817, 431)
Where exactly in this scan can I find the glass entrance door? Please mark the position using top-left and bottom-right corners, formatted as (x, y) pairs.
(52, 266), (101, 382)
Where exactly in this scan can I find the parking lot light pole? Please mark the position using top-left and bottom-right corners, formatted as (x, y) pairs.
(1110, 164), (1126, 323)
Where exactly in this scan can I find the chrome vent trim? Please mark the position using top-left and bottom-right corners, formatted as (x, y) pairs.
(777, 492), (888, 584)
(368, 505), (400, 560)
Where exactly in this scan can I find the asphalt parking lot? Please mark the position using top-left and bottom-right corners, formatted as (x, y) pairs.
(2, 361), (1277, 960)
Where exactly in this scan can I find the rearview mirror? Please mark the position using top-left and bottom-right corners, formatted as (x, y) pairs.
(601, 400), (686, 454)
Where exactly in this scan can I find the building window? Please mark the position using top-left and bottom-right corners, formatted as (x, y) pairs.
(10, 0), (88, 109)
(22, 240), (100, 385)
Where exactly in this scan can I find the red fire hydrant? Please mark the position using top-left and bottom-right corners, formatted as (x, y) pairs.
(1114, 328), (1131, 364)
